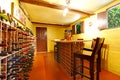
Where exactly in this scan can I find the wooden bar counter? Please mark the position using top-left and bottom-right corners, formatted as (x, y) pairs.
(53, 40), (83, 76)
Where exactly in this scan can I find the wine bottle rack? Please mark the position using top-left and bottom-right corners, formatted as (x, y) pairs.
(0, 20), (35, 80)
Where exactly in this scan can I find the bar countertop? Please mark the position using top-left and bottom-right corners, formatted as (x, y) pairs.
(52, 39), (91, 43)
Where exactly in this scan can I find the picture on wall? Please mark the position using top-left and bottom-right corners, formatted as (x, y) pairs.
(11, 2), (26, 26)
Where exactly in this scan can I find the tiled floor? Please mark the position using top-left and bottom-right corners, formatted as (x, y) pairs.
(28, 52), (120, 80)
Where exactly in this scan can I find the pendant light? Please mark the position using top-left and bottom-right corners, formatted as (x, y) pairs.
(63, 0), (71, 16)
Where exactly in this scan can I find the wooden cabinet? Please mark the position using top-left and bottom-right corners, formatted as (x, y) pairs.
(54, 41), (83, 76)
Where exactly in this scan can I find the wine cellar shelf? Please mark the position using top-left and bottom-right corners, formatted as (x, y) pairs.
(0, 20), (35, 80)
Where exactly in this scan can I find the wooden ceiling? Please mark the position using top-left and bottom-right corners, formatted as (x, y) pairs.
(19, 0), (93, 15)
(19, 0), (114, 26)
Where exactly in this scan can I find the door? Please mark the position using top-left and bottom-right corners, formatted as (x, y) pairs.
(36, 27), (47, 52)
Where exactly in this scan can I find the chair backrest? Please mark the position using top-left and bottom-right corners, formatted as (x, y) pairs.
(91, 39), (96, 49)
(91, 37), (105, 58)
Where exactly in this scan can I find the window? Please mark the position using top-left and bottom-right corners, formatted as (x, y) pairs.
(107, 4), (120, 28)
(72, 22), (84, 35)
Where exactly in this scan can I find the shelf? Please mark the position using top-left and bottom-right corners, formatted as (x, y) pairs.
(0, 18), (35, 80)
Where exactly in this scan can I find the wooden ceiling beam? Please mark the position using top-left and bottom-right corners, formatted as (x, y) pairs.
(19, 0), (94, 15)
(32, 21), (70, 27)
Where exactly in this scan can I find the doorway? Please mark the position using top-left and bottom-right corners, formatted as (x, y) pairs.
(36, 27), (47, 52)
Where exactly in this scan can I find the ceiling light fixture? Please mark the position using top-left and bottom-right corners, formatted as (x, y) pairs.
(63, 7), (69, 16)
(63, 0), (71, 16)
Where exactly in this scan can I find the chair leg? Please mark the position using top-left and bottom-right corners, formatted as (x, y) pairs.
(96, 59), (100, 80)
(98, 52), (101, 72)
(96, 70), (100, 80)
(73, 55), (76, 80)
(90, 61), (94, 80)
(81, 59), (84, 78)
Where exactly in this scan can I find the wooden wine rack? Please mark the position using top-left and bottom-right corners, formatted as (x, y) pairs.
(0, 20), (35, 80)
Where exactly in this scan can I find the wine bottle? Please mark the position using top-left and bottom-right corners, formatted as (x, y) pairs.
(0, 74), (5, 79)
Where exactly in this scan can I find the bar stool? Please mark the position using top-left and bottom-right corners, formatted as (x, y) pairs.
(73, 37), (105, 80)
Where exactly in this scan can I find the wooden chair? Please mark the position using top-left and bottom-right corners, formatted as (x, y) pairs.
(73, 37), (105, 80)
(83, 38), (102, 72)
(82, 38), (96, 52)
